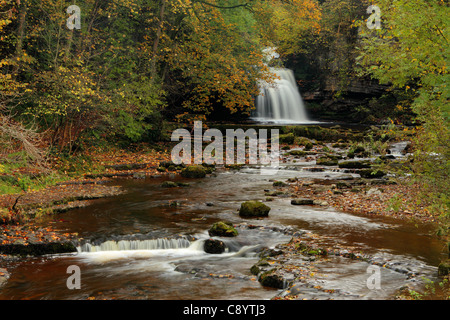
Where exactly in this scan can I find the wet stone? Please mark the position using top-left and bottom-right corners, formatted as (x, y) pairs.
(204, 239), (226, 254)
(239, 201), (271, 218)
(291, 198), (314, 205)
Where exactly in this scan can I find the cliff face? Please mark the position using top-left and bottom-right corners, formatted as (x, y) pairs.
(300, 76), (392, 123)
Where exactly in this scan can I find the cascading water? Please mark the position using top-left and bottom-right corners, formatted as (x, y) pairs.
(253, 68), (309, 123)
(77, 238), (193, 252)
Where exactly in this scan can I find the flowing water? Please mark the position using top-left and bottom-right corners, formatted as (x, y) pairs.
(0, 157), (445, 300)
(253, 68), (313, 124)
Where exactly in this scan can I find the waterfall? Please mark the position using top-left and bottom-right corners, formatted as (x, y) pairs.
(253, 67), (309, 123)
(77, 238), (192, 252)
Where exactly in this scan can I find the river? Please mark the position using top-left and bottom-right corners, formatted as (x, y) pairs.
(0, 159), (444, 300)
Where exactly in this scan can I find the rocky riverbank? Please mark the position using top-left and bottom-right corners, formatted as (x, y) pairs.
(248, 227), (440, 300)
(250, 128), (449, 299)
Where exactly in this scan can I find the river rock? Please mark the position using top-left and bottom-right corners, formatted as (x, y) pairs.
(358, 169), (385, 179)
(279, 133), (295, 144)
(273, 181), (288, 187)
(161, 181), (178, 188)
(438, 260), (450, 276)
(316, 157), (338, 166)
(338, 160), (372, 169)
(133, 172), (146, 179)
(239, 201), (271, 218)
(313, 200), (329, 206)
(204, 239), (226, 254)
(208, 221), (238, 237)
(180, 165), (207, 178)
(291, 198), (314, 205)
(258, 268), (287, 289)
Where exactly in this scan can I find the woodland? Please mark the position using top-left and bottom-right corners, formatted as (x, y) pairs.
(0, 0), (448, 300)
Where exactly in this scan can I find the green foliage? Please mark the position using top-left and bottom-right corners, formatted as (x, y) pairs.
(356, 0), (449, 235)
(107, 79), (166, 142)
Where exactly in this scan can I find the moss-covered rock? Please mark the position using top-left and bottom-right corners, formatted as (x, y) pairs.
(279, 133), (295, 144)
(208, 221), (238, 237)
(291, 198), (314, 205)
(358, 169), (385, 179)
(438, 260), (450, 276)
(304, 142), (314, 150)
(316, 157), (338, 166)
(159, 160), (185, 169)
(273, 181), (287, 187)
(264, 191), (285, 197)
(180, 165), (207, 178)
(250, 264), (261, 275)
(338, 160), (372, 169)
(239, 201), (270, 218)
(288, 150), (308, 157)
(259, 269), (286, 289)
(161, 181), (179, 188)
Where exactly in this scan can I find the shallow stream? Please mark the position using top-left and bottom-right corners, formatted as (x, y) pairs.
(0, 158), (444, 300)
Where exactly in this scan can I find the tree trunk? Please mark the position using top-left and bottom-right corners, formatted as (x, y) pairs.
(150, 0), (166, 83)
(13, 0), (28, 75)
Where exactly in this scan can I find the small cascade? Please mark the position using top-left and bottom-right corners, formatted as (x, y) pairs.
(77, 238), (192, 253)
(254, 68), (309, 123)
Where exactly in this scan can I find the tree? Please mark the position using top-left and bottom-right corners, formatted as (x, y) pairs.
(165, 0), (272, 119)
(356, 0), (449, 232)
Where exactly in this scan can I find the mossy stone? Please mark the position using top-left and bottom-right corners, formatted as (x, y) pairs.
(359, 169), (385, 179)
(273, 181), (287, 187)
(259, 269), (285, 289)
(180, 165), (207, 178)
(316, 157), (338, 166)
(161, 181), (178, 188)
(291, 198), (314, 205)
(339, 160), (372, 169)
(239, 201), (271, 218)
(279, 133), (295, 144)
(208, 221), (238, 237)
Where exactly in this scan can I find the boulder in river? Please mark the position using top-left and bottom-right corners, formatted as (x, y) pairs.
(258, 268), (287, 289)
(273, 181), (288, 187)
(180, 165), (207, 178)
(316, 157), (338, 166)
(161, 181), (179, 188)
(208, 221), (238, 237)
(338, 160), (372, 169)
(239, 201), (271, 218)
(291, 198), (314, 205)
(204, 239), (226, 254)
(358, 169), (385, 179)
(438, 259), (450, 276)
